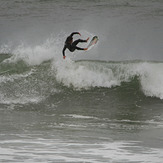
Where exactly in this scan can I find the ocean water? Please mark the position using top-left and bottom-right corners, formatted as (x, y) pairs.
(0, 0), (163, 162)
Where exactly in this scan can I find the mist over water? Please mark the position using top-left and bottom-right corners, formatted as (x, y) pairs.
(0, 0), (163, 162)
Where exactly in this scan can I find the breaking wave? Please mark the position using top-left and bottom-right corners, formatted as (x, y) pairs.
(1, 34), (163, 105)
(53, 59), (163, 99)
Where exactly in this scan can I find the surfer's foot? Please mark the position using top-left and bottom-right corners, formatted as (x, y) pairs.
(84, 48), (88, 51)
(86, 37), (89, 42)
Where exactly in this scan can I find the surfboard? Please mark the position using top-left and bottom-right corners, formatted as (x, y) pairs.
(87, 36), (98, 50)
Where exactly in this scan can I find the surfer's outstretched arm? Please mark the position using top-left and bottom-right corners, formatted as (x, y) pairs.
(62, 46), (66, 59)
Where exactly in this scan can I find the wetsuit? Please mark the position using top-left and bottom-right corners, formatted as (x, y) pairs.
(62, 32), (87, 57)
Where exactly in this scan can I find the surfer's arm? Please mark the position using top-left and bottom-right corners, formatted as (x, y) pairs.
(70, 32), (81, 37)
(62, 46), (66, 59)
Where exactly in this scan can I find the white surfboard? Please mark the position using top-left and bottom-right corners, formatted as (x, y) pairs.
(87, 36), (98, 50)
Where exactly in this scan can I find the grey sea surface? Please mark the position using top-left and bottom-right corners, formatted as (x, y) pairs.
(0, 0), (163, 162)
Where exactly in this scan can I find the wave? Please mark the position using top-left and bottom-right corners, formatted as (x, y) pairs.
(1, 34), (163, 103)
(52, 59), (163, 99)
(1, 56), (163, 101)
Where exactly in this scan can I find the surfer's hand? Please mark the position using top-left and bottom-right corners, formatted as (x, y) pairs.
(86, 37), (89, 42)
(84, 48), (88, 51)
(78, 32), (81, 36)
(63, 56), (66, 59)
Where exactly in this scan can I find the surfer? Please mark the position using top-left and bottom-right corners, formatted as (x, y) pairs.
(62, 32), (89, 59)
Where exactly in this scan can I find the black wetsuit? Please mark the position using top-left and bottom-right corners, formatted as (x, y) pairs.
(62, 32), (87, 57)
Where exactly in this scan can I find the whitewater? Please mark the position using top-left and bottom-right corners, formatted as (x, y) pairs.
(0, 0), (163, 162)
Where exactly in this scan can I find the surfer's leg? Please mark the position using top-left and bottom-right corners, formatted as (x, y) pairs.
(69, 46), (87, 51)
(72, 39), (87, 46)
(72, 38), (89, 46)
(75, 46), (84, 50)
(75, 46), (88, 51)
(71, 38), (89, 51)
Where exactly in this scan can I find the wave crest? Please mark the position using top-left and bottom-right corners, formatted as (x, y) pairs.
(52, 60), (163, 99)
